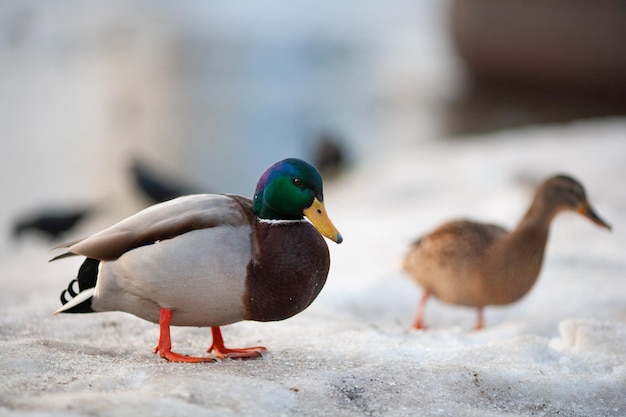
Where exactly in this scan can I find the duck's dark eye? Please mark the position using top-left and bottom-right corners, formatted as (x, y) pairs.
(292, 178), (304, 188)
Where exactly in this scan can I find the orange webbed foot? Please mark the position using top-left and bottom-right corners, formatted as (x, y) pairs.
(156, 308), (215, 363)
(154, 345), (215, 363)
(412, 321), (428, 331)
(208, 327), (267, 360)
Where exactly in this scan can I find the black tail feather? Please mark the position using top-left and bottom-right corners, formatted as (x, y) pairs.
(60, 279), (79, 303)
(59, 257), (99, 313)
(76, 257), (99, 291)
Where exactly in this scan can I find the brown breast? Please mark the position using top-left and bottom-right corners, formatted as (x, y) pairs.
(243, 220), (330, 322)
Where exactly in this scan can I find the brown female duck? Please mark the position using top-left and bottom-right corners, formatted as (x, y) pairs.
(403, 174), (611, 330)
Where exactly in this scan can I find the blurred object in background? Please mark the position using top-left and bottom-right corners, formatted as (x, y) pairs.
(445, 0), (626, 136)
(312, 131), (348, 177)
(130, 158), (206, 204)
(5, 1), (445, 254)
(451, 0), (626, 95)
(12, 205), (93, 241)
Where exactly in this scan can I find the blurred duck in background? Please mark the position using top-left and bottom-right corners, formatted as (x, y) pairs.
(312, 131), (348, 177)
(130, 158), (205, 204)
(12, 206), (93, 242)
(403, 174), (611, 330)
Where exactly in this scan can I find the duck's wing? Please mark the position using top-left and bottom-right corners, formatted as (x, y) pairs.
(453, 220), (508, 253)
(51, 194), (253, 261)
(411, 220), (508, 257)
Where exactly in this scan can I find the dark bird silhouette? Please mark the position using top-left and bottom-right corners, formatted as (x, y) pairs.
(13, 206), (92, 241)
(313, 132), (347, 176)
(130, 159), (204, 204)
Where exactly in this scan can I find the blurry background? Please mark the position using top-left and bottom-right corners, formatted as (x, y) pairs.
(1, 0), (625, 252)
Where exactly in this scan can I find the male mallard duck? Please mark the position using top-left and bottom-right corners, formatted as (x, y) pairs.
(52, 158), (343, 362)
(403, 174), (610, 330)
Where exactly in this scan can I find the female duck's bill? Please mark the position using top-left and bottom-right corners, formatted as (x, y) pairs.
(577, 202), (611, 230)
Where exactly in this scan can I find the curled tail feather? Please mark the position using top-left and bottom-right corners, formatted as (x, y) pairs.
(57, 257), (99, 314)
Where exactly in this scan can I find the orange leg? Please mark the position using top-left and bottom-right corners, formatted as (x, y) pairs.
(207, 326), (267, 359)
(154, 308), (214, 363)
(412, 290), (430, 330)
(474, 307), (485, 330)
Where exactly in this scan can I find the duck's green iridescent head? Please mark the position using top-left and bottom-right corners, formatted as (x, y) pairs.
(253, 158), (343, 243)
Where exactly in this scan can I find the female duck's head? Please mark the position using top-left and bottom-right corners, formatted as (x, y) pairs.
(538, 174), (611, 230)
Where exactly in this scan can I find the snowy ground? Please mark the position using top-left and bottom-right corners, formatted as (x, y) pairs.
(1, 118), (626, 416)
(1, 1), (625, 415)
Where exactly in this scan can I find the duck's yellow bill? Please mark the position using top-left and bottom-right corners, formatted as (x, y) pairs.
(304, 198), (343, 244)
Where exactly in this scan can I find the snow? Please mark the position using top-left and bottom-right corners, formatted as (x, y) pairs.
(1, 0), (626, 415)
(2, 119), (626, 417)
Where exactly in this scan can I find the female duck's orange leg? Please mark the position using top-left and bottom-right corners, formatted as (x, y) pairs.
(474, 307), (485, 330)
(412, 290), (430, 330)
(154, 308), (214, 363)
(208, 326), (267, 359)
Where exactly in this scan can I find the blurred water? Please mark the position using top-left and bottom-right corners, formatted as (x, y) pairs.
(0, 0), (456, 252)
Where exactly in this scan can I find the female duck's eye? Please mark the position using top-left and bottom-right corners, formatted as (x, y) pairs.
(292, 178), (304, 188)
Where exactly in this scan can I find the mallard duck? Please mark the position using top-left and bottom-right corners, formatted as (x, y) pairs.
(52, 158), (343, 362)
(403, 174), (610, 330)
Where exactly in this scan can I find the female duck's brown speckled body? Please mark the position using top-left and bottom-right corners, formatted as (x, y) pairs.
(403, 174), (611, 330)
